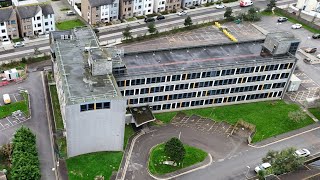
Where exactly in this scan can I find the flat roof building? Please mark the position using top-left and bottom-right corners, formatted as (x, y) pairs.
(51, 26), (300, 157)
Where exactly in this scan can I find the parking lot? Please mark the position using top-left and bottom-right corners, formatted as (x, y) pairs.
(286, 71), (319, 103)
(120, 22), (265, 53)
(0, 92), (24, 106)
(0, 91), (29, 132)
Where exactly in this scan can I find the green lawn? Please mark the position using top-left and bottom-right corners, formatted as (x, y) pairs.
(66, 125), (135, 180)
(56, 19), (85, 30)
(309, 108), (320, 120)
(155, 101), (314, 143)
(49, 85), (64, 130)
(148, 143), (207, 175)
(154, 112), (177, 123)
(0, 93), (29, 119)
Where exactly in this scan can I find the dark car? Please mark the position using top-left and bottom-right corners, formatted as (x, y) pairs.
(144, 17), (155, 23)
(277, 17), (288, 22)
(156, 15), (165, 20)
(304, 47), (317, 53)
(312, 34), (320, 39)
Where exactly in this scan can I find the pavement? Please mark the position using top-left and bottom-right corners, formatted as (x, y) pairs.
(0, 72), (56, 180)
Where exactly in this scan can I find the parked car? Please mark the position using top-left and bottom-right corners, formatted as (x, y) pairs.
(317, 54), (320, 59)
(304, 47), (317, 53)
(144, 17), (155, 23)
(215, 4), (225, 9)
(277, 17), (288, 22)
(312, 34), (320, 39)
(156, 15), (165, 20)
(13, 42), (25, 48)
(66, 11), (76, 16)
(294, 149), (310, 157)
(177, 11), (187, 16)
(240, 0), (253, 7)
(291, 23), (302, 29)
(255, 163), (271, 173)
(3, 94), (11, 105)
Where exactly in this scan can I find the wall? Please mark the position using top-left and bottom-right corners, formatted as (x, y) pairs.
(32, 10), (44, 35)
(65, 99), (126, 157)
(0, 22), (8, 41)
(43, 14), (55, 33)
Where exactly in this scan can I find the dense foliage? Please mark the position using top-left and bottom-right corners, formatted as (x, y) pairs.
(164, 138), (186, 164)
(11, 126), (41, 180)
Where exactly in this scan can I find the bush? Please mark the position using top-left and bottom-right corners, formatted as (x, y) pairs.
(164, 138), (186, 164)
(161, 10), (169, 15)
(146, 13), (158, 18)
(136, 15), (145, 19)
(170, 9), (177, 13)
(189, 6), (196, 9)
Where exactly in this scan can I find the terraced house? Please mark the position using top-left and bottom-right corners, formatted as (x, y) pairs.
(16, 4), (55, 37)
(0, 7), (19, 42)
(81, 0), (119, 24)
(50, 26), (300, 157)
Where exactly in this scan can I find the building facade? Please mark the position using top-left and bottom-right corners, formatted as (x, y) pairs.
(165, 0), (180, 12)
(81, 0), (119, 25)
(0, 7), (19, 41)
(119, 0), (134, 19)
(16, 4), (55, 37)
(51, 27), (299, 157)
(296, 0), (320, 12)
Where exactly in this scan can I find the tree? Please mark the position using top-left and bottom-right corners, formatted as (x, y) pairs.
(1, 143), (13, 162)
(261, 147), (305, 175)
(122, 26), (132, 40)
(147, 22), (157, 34)
(265, 0), (276, 12)
(224, 7), (234, 21)
(245, 7), (261, 21)
(164, 137), (186, 165)
(288, 110), (307, 122)
(184, 16), (193, 27)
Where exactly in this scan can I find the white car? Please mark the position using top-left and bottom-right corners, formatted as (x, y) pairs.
(317, 54), (320, 59)
(291, 23), (302, 29)
(294, 149), (310, 157)
(13, 42), (25, 48)
(255, 163), (271, 173)
(177, 11), (187, 16)
(215, 4), (225, 9)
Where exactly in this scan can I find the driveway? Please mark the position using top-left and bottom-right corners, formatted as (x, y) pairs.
(0, 72), (56, 180)
(124, 114), (249, 180)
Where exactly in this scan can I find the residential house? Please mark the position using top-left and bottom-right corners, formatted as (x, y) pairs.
(154, 0), (166, 13)
(0, 7), (19, 41)
(132, 0), (154, 16)
(119, 0), (134, 19)
(81, 0), (119, 25)
(296, 0), (320, 12)
(16, 4), (55, 37)
(165, 0), (180, 12)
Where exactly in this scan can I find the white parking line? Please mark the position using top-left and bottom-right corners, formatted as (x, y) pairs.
(12, 94), (18, 102)
(6, 117), (14, 126)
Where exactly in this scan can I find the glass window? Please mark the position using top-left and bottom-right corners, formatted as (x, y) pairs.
(96, 103), (102, 109)
(103, 102), (110, 109)
(80, 105), (87, 112)
(88, 103), (94, 110)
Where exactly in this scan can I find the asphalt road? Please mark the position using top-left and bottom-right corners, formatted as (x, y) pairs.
(0, 72), (56, 180)
(0, 0), (295, 62)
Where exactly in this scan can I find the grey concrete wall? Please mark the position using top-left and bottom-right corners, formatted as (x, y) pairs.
(65, 98), (126, 157)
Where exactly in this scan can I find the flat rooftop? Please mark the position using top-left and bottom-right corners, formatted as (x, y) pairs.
(52, 27), (119, 104)
(120, 41), (294, 77)
(117, 23), (266, 54)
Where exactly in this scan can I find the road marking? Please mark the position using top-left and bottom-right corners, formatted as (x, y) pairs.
(6, 117), (13, 126)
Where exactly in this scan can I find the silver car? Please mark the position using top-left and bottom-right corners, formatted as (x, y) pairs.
(13, 42), (25, 48)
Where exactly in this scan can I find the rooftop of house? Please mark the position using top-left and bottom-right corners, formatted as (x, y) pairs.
(0, 7), (14, 22)
(17, 4), (54, 19)
(51, 27), (119, 105)
(88, 0), (114, 7)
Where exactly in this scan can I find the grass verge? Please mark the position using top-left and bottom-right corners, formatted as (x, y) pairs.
(49, 85), (64, 130)
(56, 19), (85, 30)
(155, 101), (314, 143)
(309, 108), (320, 120)
(148, 143), (207, 175)
(0, 92), (29, 119)
(66, 125), (135, 180)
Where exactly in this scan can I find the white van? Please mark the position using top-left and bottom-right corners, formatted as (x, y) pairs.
(240, 0), (253, 7)
(3, 94), (11, 104)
